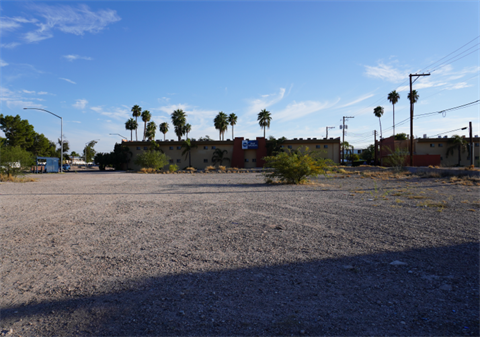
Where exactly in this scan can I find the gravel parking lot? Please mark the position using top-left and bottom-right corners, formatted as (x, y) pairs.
(1, 171), (478, 336)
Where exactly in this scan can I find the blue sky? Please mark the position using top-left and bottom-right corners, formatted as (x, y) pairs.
(1, 1), (479, 153)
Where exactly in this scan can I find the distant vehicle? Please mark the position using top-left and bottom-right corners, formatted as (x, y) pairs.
(62, 164), (71, 171)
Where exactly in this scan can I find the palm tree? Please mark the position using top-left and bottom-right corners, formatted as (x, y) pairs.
(131, 105), (142, 141)
(146, 121), (157, 141)
(159, 122), (169, 141)
(228, 113), (238, 139)
(181, 138), (198, 167)
(446, 135), (469, 166)
(387, 90), (400, 137)
(407, 90), (419, 114)
(212, 148), (230, 167)
(257, 109), (272, 138)
(125, 118), (138, 141)
(373, 106), (384, 138)
(341, 141), (354, 162)
(184, 123), (192, 139)
(214, 112), (228, 140)
(141, 110), (151, 141)
(171, 109), (187, 141)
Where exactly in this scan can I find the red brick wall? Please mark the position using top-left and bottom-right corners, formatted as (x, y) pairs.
(231, 137), (245, 168)
(256, 137), (267, 168)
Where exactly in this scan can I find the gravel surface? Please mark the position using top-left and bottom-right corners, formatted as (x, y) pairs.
(1, 171), (479, 336)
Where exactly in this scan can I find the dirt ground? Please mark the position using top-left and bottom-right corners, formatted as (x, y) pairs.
(1, 171), (479, 336)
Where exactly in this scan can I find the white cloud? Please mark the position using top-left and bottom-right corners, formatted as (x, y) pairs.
(22, 89), (36, 94)
(0, 16), (37, 32)
(0, 59), (8, 67)
(22, 4), (120, 44)
(246, 88), (286, 115)
(73, 99), (88, 109)
(445, 82), (472, 90)
(91, 105), (130, 121)
(274, 99), (340, 122)
(364, 62), (410, 83)
(397, 79), (446, 92)
(0, 86), (45, 109)
(1, 42), (21, 49)
(63, 54), (93, 61)
(38, 91), (49, 95)
(59, 78), (76, 84)
(337, 93), (374, 109)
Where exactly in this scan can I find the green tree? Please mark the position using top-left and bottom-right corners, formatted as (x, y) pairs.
(0, 146), (34, 176)
(134, 150), (170, 170)
(26, 133), (56, 157)
(94, 152), (111, 171)
(0, 114), (36, 149)
(214, 112), (228, 140)
(257, 109), (272, 138)
(407, 90), (419, 114)
(141, 110), (152, 141)
(373, 106), (384, 138)
(184, 123), (192, 139)
(211, 148), (230, 167)
(171, 109), (187, 141)
(146, 121), (157, 141)
(360, 144), (375, 162)
(228, 113), (238, 139)
(159, 122), (169, 141)
(263, 147), (333, 184)
(83, 140), (97, 164)
(198, 135), (212, 141)
(395, 133), (408, 140)
(70, 151), (80, 157)
(387, 90), (400, 137)
(446, 135), (469, 166)
(266, 136), (286, 156)
(125, 118), (138, 141)
(131, 105), (142, 141)
(341, 141), (354, 162)
(181, 138), (198, 167)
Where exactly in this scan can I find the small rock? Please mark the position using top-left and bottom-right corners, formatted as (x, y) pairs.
(408, 270), (413, 274)
(0, 329), (13, 336)
(400, 321), (406, 325)
(343, 265), (354, 270)
(390, 260), (408, 266)
(300, 330), (305, 334)
(439, 284), (452, 291)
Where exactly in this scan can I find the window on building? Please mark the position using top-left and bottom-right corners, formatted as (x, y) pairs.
(245, 159), (249, 162)
(204, 146), (208, 150)
(169, 146), (173, 150)
(212, 146), (216, 149)
(252, 158), (256, 162)
(438, 144), (444, 147)
(440, 156), (443, 161)
(475, 156), (479, 160)
(430, 144), (435, 147)
(204, 159), (208, 163)
(144, 147), (148, 150)
(324, 145), (328, 148)
(169, 159), (173, 163)
(475, 143), (479, 147)
(176, 159), (181, 163)
(316, 145), (320, 149)
(136, 147), (140, 150)
(177, 146), (181, 150)
(288, 145), (292, 149)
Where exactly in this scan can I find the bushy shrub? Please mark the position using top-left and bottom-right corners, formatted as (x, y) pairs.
(263, 147), (334, 184)
(169, 164), (179, 172)
(134, 150), (170, 170)
(218, 165), (226, 171)
(205, 165), (215, 171)
(186, 167), (196, 172)
(0, 146), (34, 176)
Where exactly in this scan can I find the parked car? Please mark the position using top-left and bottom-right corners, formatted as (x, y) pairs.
(62, 164), (71, 171)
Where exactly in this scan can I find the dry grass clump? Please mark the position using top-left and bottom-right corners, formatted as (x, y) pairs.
(464, 165), (480, 171)
(0, 173), (37, 182)
(218, 165), (226, 171)
(360, 170), (411, 180)
(139, 168), (157, 174)
(448, 175), (480, 186)
(186, 167), (196, 172)
(205, 165), (215, 172)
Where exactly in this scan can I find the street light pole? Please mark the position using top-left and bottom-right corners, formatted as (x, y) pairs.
(23, 108), (63, 173)
(109, 133), (128, 139)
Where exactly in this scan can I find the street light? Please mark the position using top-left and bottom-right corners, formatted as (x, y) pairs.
(24, 107), (63, 173)
(431, 127), (468, 138)
(84, 139), (100, 166)
(109, 133), (128, 139)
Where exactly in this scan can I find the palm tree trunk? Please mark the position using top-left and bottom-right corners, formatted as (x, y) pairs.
(143, 122), (147, 141)
(135, 117), (138, 141)
(379, 118), (382, 138)
(163, 133), (166, 141)
(130, 129), (133, 142)
(458, 145), (461, 166)
(392, 104), (395, 137)
(264, 127), (266, 138)
(232, 126), (234, 139)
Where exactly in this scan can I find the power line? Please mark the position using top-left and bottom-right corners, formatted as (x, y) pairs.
(430, 46), (480, 73)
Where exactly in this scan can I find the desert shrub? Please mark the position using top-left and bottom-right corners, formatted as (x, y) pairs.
(385, 147), (408, 172)
(134, 150), (170, 170)
(186, 167), (196, 172)
(0, 173), (36, 182)
(140, 168), (156, 173)
(263, 147), (333, 184)
(205, 165), (215, 171)
(218, 165), (226, 171)
(169, 164), (179, 172)
(0, 146), (34, 176)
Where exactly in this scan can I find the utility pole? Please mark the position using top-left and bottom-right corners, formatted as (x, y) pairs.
(326, 126), (335, 139)
(341, 116), (354, 163)
(374, 130), (377, 165)
(469, 121), (473, 166)
(409, 73), (430, 166)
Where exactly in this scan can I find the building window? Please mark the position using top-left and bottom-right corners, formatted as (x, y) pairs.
(316, 145), (320, 149)
(430, 144), (435, 147)
(475, 156), (479, 160)
(177, 146), (181, 150)
(176, 159), (181, 163)
(169, 146), (173, 150)
(475, 143), (479, 147)
(324, 145), (328, 148)
(438, 144), (444, 147)
(288, 145), (292, 149)
(204, 159), (208, 163)
(245, 159), (249, 162)
(212, 146), (216, 149)
(169, 159), (173, 163)
(252, 158), (256, 162)
(204, 146), (208, 150)
(136, 147), (140, 150)
(440, 157), (443, 161)
(144, 147), (148, 150)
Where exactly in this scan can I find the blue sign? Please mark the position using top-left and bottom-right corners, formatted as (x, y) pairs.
(241, 140), (258, 150)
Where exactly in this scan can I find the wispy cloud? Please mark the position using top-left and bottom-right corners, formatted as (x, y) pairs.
(364, 62), (410, 83)
(59, 78), (76, 84)
(91, 105), (130, 121)
(337, 93), (374, 109)
(0, 42), (21, 49)
(73, 99), (88, 109)
(38, 91), (50, 95)
(0, 16), (37, 32)
(63, 54), (93, 62)
(22, 89), (36, 94)
(0, 86), (45, 109)
(246, 88), (285, 115)
(274, 99), (340, 122)
(445, 82), (472, 90)
(0, 59), (8, 67)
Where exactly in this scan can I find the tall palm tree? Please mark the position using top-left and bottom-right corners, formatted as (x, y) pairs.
(446, 135), (469, 166)
(407, 90), (419, 114)
(212, 148), (230, 167)
(146, 121), (157, 141)
(171, 109), (187, 141)
(257, 109), (272, 138)
(159, 122), (169, 141)
(387, 90), (400, 137)
(228, 113), (238, 139)
(214, 112), (228, 140)
(181, 138), (198, 168)
(141, 110), (151, 141)
(373, 106), (384, 138)
(184, 123), (192, 139)
(125, 118), (138, 141)
(131, 105), (142, 141)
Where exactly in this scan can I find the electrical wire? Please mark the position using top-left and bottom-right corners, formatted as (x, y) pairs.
(429, 46), (480, 74)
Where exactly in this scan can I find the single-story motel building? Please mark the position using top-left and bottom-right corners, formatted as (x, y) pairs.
(121, 137), (341, 171)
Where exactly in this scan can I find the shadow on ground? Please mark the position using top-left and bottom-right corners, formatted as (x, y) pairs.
(1, 243), (478, 336)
